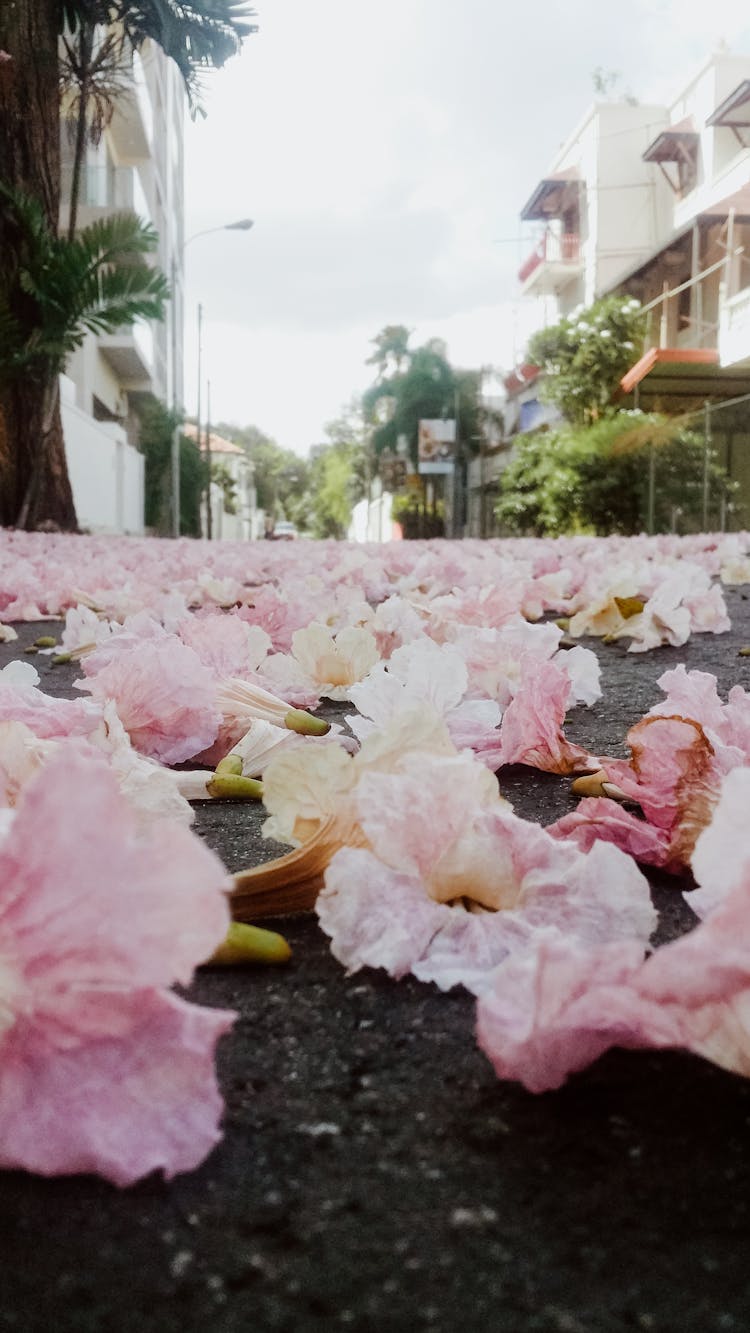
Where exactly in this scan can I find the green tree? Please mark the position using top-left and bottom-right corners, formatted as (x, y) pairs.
(365, 324), (413, 380)
(139, 400), (206, 537)
(305, 404), (372, 538)
(211, 462), (238, 516)
(496, 414), (735, 537)
(321, 401), (369, 501)
(364, 333), (455, 469)
(309, 446), (355, 539)
(212, 422), (310, 524)
(60, 2), (256, 239)
(527, 295), (647, 426)
(0, 0), (255, 530)
(0, 190), (168, 528)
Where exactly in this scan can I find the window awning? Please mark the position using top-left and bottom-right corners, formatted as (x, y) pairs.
(642, 117), (698, 162)
(520, 168), (580, 222)
(619, 347), (750, 408)
(707, 80), (750, 126)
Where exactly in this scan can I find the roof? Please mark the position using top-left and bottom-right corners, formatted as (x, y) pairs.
(503, 364), (540, 395)
(642, 117), (698, 162)
(707, 79), (750, 127)
(520, 168), (581, 222)
(618, 346), (750, 407)
(182, 423), (244, 456)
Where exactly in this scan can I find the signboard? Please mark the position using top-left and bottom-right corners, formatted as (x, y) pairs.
(418, 419), (456, 474)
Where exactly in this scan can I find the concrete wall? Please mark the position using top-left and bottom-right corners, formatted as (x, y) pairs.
(61, 378), (144, 534)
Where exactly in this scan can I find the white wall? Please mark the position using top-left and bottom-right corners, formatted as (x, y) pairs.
(61, 379), (144, 533)
(349, 492), (393, 542)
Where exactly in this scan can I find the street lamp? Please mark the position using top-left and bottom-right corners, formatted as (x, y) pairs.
(170, 217), (255, 538)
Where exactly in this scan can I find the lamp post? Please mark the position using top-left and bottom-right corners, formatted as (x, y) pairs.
(170, 217), (254, 538)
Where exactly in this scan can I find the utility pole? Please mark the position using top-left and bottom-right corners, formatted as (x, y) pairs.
(205, 378), (212, 541)
(452, 386), (462, 540)
(170, 256), (180, 537)
(196, 302), (203, 536)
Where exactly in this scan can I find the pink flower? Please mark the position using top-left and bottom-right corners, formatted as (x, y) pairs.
(548, 796), (670, 866)
(347, 638), (503, 762)
(0, 662), (101, 740)
(477, 768), (750, 1092)
(594, 715), (728, 870)
(0, 749), (234, 1185)
(260, 623), (380, 704)
(492, 659), (596, 774)
(317, 752), (655, 994)
(78, 638), (220, 764)
(549, 667), (750, 871)
(177, 611), (270, 681)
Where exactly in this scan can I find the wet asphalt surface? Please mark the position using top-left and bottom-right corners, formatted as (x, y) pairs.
(3, 593), (750, 1332)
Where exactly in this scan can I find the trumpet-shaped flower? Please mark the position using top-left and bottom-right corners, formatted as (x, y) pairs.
(230, 706), (464, 919)
(77, 638), (221, 764)
(0, 749), (234, 1185)
(177, 612), (271, 681)
(0, 661), (101, 740)
(347, 638), (503, 761)
(317, 753), (655, 994)
(492, 659), (597, 774)
(260, 623), (380, 703)
(608, 575), (692, 652)
(477, 770), (750, 1091)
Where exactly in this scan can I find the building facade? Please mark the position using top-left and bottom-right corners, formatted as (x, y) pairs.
(59, 35), (185, 533)
(492, 48), (750, 534)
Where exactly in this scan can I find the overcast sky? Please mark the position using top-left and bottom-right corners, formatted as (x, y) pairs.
(183, 0), (750, 453)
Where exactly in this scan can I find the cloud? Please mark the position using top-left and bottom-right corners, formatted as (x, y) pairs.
(183, 0), (750, 445)
(186, 203), (493, 333)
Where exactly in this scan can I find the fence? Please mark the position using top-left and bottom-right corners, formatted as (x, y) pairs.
(640, 393), (750, 534)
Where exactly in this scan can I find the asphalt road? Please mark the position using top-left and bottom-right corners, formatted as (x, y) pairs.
(2, 593), (750, 1333)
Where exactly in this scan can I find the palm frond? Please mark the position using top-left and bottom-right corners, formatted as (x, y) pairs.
(0, 188), (168, 373)
(61, 1), (258, 107)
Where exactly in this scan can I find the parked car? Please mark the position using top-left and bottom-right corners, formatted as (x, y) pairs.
(273, 521), (298, 540)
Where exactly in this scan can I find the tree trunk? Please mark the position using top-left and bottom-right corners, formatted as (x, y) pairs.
(0, 0), (78, 531)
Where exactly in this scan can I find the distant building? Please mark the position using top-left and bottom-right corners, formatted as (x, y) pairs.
(59, 37), (184, 533)
(183, 424), (258, 540)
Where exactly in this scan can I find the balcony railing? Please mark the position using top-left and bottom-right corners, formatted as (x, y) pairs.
(60, 164), (152, 227)
(518, 230), (581, 284)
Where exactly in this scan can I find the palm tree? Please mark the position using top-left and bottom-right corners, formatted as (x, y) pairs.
(0, 0), (256, 530)
(0, 186), (170, 527)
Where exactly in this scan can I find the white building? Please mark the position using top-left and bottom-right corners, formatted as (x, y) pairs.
(59, 37), (185, 533)
(517, 99), (672, 317)
(182, 425), (258, 541)
(499, 48), (750, 530)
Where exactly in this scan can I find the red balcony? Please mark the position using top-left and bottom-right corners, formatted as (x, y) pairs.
(518, 230), (582, 291)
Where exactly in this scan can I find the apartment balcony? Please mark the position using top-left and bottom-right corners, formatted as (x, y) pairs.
(108, 49), (153, 161)
(60, 164), (153, 231)
(99, 319), (154, 388)
(518, 230), (583, 295)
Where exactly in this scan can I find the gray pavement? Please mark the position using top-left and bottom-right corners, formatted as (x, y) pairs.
(2, 596), (750, 1332)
